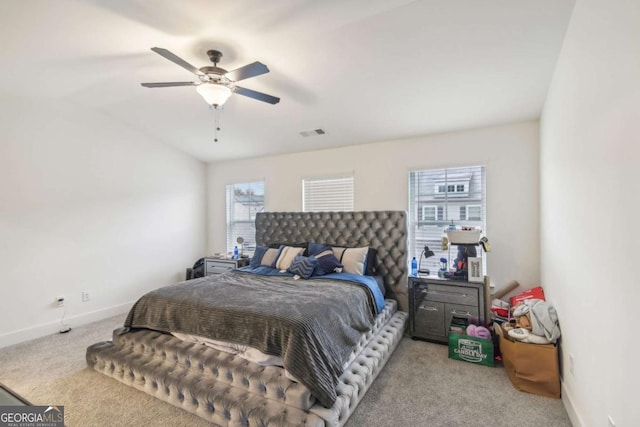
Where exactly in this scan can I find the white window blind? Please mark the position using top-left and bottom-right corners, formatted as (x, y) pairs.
(226, 181), (264, 255)
(408, 165), (486, 274)
(302, 175), (354, 212)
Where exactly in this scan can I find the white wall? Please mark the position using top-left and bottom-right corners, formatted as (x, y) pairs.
(540, 1), (639, 426)
(208, 121), (540, 294)
(0, 94), (207, 347)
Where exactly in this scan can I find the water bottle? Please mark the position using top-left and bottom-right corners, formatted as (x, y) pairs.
(233, 246), (239, 260)
(411, 257), (418, 277)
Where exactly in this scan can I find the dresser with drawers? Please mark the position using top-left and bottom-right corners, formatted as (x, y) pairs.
(408, 276), (487, 343)
(204, 257), (249, 276)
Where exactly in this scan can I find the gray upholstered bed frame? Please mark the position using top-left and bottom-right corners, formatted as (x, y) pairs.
(87, 211), (408, 426)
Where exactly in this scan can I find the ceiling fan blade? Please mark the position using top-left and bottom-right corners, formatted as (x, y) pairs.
(141, 82), (196, 88)
(150, 47), (208, 79)
(234, 86), (280, 104)
(225, 62), (269, 82)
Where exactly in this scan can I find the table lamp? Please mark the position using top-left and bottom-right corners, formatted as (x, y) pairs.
(236, 236), (244, 257)
(418, 245), (435, 275)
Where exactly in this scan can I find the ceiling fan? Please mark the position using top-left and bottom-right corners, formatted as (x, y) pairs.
(141, 47), (280, 107)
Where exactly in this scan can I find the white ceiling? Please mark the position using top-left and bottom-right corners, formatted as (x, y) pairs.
(0, 0), (575, 163)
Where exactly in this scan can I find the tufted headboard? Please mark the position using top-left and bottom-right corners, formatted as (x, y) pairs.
(255, 211), (408, 312)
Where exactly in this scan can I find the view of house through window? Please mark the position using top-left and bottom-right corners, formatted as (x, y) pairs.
(408, 165), (486, 274)
(226, 181), (264, 256)
(302, 175), (354, 212)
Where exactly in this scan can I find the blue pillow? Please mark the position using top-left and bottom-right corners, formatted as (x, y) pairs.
(287, 255), (318, 279)
(364, 248), (378, 276)
(314, 251), (344, 276)
(308, 243), (344, 276)
(250, 246), (268, 267)
(308, 242), (329, 256)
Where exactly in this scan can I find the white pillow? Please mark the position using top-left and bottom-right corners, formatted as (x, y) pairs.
(274, 246), (305, 270)
(332, 246), (368, 275)
(260, 247), (281, 267)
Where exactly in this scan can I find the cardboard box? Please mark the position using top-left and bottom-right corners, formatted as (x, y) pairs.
(495, 323), (560, 398)
(448, 319), (494, 367)
(509, 286), (545, 308)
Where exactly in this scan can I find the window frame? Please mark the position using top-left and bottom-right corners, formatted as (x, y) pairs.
(226, 181), (265, 256)
(408, 165), (486, 275)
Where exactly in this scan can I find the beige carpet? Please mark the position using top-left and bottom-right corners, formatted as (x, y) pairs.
(0, 315), (571, 426)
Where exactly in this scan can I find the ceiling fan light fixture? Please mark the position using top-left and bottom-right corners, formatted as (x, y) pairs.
(196, 83), (232, 106)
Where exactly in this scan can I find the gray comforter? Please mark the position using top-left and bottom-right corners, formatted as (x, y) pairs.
(123, 270), (376, 408)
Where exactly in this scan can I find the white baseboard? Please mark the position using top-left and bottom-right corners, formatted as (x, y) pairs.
(0, 302), (133, 349)
(561, 380), (584, 427)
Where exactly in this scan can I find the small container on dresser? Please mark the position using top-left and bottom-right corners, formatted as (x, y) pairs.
(204, 257), (249, 276)
(408, 276), (488, 343)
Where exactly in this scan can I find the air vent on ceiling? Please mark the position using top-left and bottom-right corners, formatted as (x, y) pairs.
(299, 128), (326, 137)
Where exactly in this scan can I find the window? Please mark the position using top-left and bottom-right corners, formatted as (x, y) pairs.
(226, 181), (264, 255)
(420, 206), (444, 221)
(421, 206), (436, 221)
(467, 205), (482, 221)
(302, 175), (354, 212)
(409, 165), (486, 274)
(435, 181), (468, 196)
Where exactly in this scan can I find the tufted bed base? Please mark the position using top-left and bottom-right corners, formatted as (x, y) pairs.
(87, 302), (407, 426)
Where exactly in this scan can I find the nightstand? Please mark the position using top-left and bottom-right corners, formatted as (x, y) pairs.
(204, 257), (249, 275)
(408, 276), (487, 343)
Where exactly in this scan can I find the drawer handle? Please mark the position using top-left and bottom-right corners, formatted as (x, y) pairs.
(451, 310), (472, 316)
(419, 305), (439, 312)
(422, 289), (467, 298)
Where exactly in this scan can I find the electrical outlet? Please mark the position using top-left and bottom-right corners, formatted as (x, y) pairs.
(81, 291), (91, 302)
(54, 296), (65, 308)
(569, 353), (575, 375)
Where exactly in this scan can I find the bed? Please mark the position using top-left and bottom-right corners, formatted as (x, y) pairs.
(86, 211), (408, 426)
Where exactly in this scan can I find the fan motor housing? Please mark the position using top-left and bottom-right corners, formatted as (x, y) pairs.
(207, 49), (223, 63)
(199, 66), (228, 76)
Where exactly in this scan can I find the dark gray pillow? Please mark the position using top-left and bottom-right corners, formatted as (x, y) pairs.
(287, 255), (318, 279)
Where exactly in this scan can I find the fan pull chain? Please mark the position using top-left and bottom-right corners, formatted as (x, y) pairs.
(213, 105), (222, 142)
